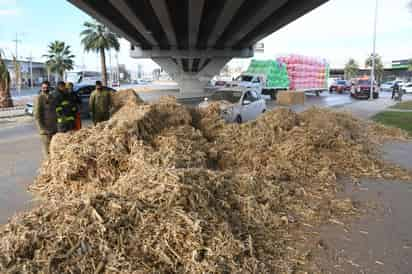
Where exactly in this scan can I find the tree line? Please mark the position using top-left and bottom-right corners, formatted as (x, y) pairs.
(343, 55), (385, 82)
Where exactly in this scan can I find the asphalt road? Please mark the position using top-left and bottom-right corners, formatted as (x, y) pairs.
(315, 141), (412, 274)
(0, 122), (40, 224)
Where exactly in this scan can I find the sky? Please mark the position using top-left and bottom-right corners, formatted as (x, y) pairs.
(0, 0), (411, 73)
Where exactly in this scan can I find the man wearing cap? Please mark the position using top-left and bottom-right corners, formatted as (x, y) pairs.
(89, 81), (112, 125)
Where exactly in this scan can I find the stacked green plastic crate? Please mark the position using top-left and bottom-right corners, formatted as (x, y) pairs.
(246, 60), (290, 89)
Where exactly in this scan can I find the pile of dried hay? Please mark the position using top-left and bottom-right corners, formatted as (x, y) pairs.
(111, 89), (144, 114)
(1, 100), (411, 273)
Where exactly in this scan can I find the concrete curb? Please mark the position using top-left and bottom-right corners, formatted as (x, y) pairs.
(0, 107), (27, 119)
(0, 113), (27, 119)
(0, 106), (25, 112)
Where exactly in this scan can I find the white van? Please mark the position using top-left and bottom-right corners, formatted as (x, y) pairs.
(66, 70), (102, 85)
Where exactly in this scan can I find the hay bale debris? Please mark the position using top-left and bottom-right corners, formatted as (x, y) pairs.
(0, 99), (411, 273)
(111, 88), (145, 114)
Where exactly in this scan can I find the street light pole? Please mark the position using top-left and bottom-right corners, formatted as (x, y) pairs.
(12, 33), (22, 95)
(370, 0), (378, 100)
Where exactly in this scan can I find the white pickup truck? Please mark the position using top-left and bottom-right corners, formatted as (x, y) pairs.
(226, 74), (285, 99)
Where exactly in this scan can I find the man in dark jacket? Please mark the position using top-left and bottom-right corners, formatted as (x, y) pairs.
(89, 81), (112, 125)
(66, 82), (82, 130)
(54, 81), (78, 133)
(34, 81), (57, 157)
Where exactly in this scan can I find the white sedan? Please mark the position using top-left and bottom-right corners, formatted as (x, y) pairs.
(401, 83), (412, 94)
(199, 88), (266, 123)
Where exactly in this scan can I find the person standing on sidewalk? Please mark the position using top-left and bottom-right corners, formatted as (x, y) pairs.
(89, 81), (112, 125)
(54, 81), (78, 133)
(33, 81), (57, 157)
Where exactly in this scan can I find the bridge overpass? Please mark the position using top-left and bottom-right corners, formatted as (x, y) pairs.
(68, 0), (329, 92)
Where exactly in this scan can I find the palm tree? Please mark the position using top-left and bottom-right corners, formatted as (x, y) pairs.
(365, 54), (384, 83)
(344, 58), (359, 80)
(0, 50), (13, 108)
(81, 21), (120, 86)
(43, 41), (75, 81)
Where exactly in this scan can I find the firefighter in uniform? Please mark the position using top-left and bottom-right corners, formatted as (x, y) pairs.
(66, 82), (82, 130)
(89, 81), (112, 125)
(34, 81), (57, 157)
(54, 81), (78, 133)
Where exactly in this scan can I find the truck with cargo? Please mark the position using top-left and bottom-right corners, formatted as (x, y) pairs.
(228, 56), (329, 99)
(228, 60), (289, 99)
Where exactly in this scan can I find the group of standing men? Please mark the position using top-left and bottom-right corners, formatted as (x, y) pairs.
(34, 80), (112, 157)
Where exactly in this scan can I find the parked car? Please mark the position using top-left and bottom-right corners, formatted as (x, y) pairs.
(350, 79), (379, 99)
(214, 80), (227, 87)
(401, 82), (412, 94)
(25, 84), (116, 117)
(381, 80), (407, 91)
(381, 81), (395, 91)
(25, 103), (34, 115)
(133, 79), (151, 85)
(329, 80), (351, 93)
(199, 88), (266, 123)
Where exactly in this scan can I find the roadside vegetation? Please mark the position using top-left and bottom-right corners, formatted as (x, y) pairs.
(0, 50), (13, 108)
(344, 58), (359, 80)
(373, 111), (412, 135)
(365, 54), (384, 83)
(43, 41), (75, 81)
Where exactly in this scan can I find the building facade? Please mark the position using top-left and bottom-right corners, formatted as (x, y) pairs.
(4, 58), (48, 88)
(330, 59), (412, 82)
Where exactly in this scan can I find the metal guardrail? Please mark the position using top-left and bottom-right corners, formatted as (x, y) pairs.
(0, 106), (25, 112)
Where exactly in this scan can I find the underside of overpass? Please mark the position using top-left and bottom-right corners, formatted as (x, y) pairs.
(68, 0), (329, 92)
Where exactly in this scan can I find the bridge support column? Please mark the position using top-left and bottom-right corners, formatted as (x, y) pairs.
(153, 57), (232, 94)
(178, 78), (205, 94)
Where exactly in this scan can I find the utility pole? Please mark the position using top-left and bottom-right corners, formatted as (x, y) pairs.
(370, 0), (378, 100)
(12, 33), (22, 94)
(12, 33), (21, 61)
(27, 53), (33, 88)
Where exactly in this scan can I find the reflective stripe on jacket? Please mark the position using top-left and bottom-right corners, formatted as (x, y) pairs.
(54, 90), (78, 132)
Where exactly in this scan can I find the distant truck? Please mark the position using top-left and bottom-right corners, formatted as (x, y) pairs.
(66, 70), (102, 85)
(228, 60), (289, 99)
(227, 58), (329, 99)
